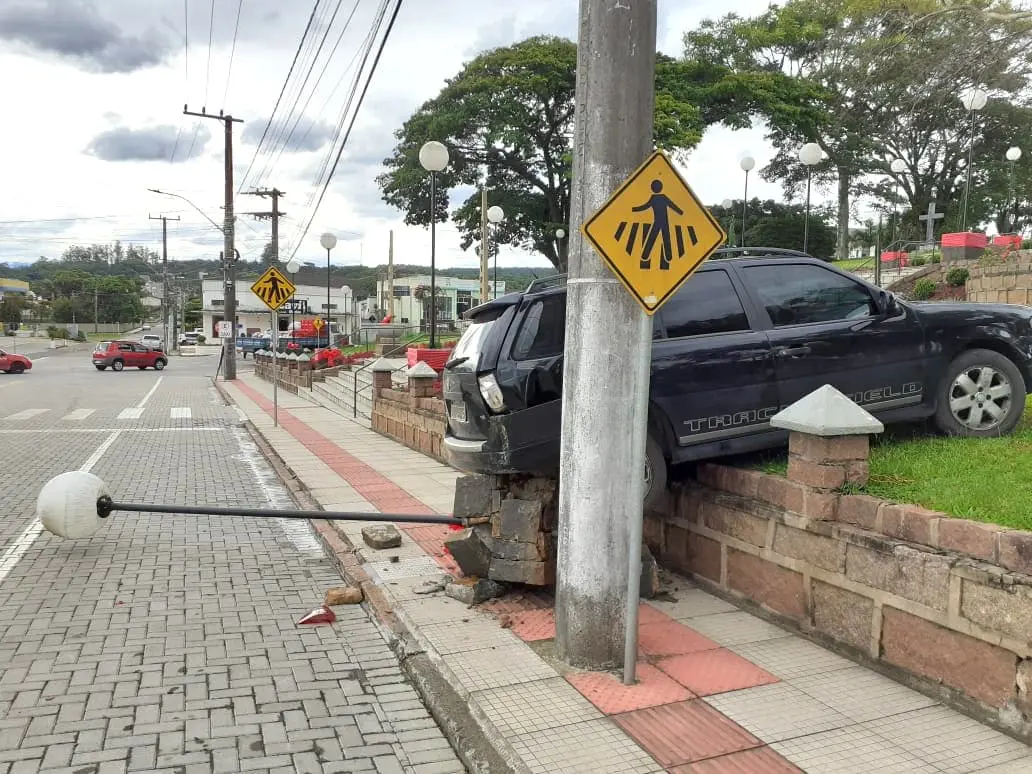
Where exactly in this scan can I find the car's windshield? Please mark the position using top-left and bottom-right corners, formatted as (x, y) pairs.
(0, 349), (7, 357)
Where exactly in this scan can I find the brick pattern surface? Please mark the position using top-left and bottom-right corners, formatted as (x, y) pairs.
(0, 357), (464, 774)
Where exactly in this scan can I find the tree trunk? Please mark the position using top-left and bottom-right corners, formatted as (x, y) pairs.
(837, 168), (850, 261)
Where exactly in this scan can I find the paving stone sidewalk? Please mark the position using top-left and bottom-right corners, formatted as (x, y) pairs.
(223, 373), (1032, 774)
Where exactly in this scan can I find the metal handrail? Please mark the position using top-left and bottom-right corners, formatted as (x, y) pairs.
(351, 335), (425, 418)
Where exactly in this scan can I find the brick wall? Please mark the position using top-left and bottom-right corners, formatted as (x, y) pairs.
(253, 359), (343, 394)
(371, 381), (447, 464)
(646, 461), (1032, 741)
(966, 251), (1032, 304)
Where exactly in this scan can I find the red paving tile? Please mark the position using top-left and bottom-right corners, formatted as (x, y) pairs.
(506, 609), (556, 641)
(656, 649), (779, 696)
(614, 700), (761, 767)
(638, 620), (720, 658)
(479, 592), (554, 614)
(640, 603), (674, 625)
(567, 663), (693, 714)
(666, 746), (803, 773)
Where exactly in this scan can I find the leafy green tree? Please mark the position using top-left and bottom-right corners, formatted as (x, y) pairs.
(378, 36), (777, 270)
(1, 295), (25, 327)
(710, 200), (837, 258)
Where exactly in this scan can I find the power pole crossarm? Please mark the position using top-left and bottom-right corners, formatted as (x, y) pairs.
(184, 105), (243, 380)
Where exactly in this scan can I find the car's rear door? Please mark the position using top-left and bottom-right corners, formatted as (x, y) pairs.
(116, 342), (136, 366)
(738, 261), (927, 414)
(651, 267), (779, 454)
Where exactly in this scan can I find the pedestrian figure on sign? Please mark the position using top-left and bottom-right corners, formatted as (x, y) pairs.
(265, 273), (284, 303)
(633, 179), (684, 271)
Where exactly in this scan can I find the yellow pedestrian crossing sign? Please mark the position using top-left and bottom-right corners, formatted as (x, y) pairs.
(251, 266), (296, 312)
(581, 150), (726, 315)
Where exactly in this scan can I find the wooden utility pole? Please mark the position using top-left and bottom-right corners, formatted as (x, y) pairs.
(387, 230), (395, 319)
(184, 105), (243, 379)
(480, 184), (490, 303)
(554, 0), (657, 673)
(243, 188), (286, 264)
(149, 214), (180, 348)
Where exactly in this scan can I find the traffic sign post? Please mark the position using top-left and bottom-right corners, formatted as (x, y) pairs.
(251, 267), (296, 428)
(582, 150), (726, 316)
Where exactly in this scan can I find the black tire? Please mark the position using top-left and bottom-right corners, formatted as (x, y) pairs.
(95, 365), (106, 371)
(112, 359), (124, 372)
(934, 348), (1026, 437)
(643, 435), (668, 510)
(154, 359), (166, 371)
(9, 363), (24, 374)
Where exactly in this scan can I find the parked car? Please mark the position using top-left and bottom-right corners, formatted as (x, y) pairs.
(140, 334), (164, 350)
(0, 349), (32, 374)
(442, 250), (1032, 508)
(141, 324), (152, 331)
(93, 340), (167, 371)
(179, 332), (199, 347)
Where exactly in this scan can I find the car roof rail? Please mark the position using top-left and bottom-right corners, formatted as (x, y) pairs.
(525, 274), (568, 294)
(712, 246), (815, 260)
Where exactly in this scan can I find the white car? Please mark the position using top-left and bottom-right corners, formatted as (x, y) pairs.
(140, 334), (163, 350)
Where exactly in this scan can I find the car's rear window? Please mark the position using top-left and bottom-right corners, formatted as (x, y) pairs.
(451, 318), (497, 370)
(95, 341), (111, 351)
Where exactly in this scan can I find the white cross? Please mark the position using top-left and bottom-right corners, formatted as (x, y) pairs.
(919, 201), (945, 243)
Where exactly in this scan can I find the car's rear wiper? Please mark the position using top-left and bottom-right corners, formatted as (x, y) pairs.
(444, 355), (469, 369)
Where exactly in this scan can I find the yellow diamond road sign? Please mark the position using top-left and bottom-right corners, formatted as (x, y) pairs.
(581, 150), (727, 315)
(251, 266), (296, 312)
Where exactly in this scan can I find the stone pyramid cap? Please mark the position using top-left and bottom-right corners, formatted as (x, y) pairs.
(370, 358), (395, 372)
(408, 361), (438, 378)
(770, 384), (884, 437)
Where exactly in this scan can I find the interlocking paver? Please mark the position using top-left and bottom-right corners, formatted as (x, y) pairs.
(0, 357), (464, 774)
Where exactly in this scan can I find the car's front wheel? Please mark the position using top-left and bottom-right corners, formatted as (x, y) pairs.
(643, 435), (668, 511)
(934, 348), (1027, 437)
(112, 359), (124, 372)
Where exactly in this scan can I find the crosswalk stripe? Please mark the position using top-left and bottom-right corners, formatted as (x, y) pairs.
(118, 408), (144, 420)
(4, 408), (48, 420)
(62, 409), (95, 421)
(170, 407), (192, 419)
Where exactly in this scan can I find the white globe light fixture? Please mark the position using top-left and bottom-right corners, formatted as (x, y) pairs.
(319, 232), (337, 251)
(284, 259), (301, 332)
(720, 200), (736, 247)
(555, 228), (566, 239)
(890, 158), (907, 174)
(285, 259), (300, 273)
(721, 198), (733, 209)
(798, 143), (823, 253)
(1006, 146), (1023, 233)
(960, 88), (989, 230)
(319, 233), (337, 346)
(418, 141), (450, 347)
(485, 206), (505, 299)
(1006, 146), (1022, 162)
(487, 205), (505, 223)
(739, 156), (756, 246)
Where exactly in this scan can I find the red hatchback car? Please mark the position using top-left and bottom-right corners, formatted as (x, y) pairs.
(93, 340), (167, 371)
(0, 348), (32, 374)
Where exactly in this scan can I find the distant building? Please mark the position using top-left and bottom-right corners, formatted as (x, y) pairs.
(200, 278), (356, 338)
(0, 278), (29, 301)
(375, 275), (504, 330)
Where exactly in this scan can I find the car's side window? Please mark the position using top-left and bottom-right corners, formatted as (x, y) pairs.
(511, 295), (566, 361)
(743, 264), (877, 327)
(660, 270), (751, 339)
(118, 343), (133, 352)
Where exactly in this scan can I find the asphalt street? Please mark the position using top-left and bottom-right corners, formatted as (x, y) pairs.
(0, 346), (464, 774)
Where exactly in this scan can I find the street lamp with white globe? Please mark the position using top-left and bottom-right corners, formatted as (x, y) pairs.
(960, 87), (989, 231)
(320, 233), (337, 347)
(419, 141), (449, 347)
(1007, 146), (1022, 234)
(798, 143), (823, 253)
(740, 155), (756, 247)
(889, 158), (908, 247)
(285, 259), (300, 334)
(554, 227), (566, 269)
(487, 205), (504, 299)
(721, 199), (736, 246)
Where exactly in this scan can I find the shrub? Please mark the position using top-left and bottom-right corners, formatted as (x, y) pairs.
(912, 279), (937, 300)
(46, 325), (72, 339)
(910, 256), (928, 266)
(196, 334), (206, 344)
(946, 267), (970, 287)
(75, 331), (87, 342)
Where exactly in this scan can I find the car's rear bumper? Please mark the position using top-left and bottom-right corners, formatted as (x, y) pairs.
(443, 400), (561, 476)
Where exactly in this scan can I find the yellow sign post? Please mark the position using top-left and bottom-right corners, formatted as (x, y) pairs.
(581, 150), (726, 315)
(250, 266), (296, 312)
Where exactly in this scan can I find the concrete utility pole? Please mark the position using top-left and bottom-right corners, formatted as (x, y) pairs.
(243, 188), (285, 265)
(149, 214), (180, 348)
(480, 184), (490, 304)
(387, 230), (395, 319)
(185, 106), (243, 379)
(554, 0), (657, 672)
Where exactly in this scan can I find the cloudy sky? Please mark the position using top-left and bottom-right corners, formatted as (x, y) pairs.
(0, 0), (782, 271)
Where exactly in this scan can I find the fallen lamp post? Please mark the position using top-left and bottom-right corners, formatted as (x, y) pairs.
(37, 471), (463, 540)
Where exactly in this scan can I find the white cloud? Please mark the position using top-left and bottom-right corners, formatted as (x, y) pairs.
(0, 0), (791, 271)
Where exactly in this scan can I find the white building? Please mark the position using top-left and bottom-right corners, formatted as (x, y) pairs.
(374, 275), (505, 331)
(200, 279), (356, 338)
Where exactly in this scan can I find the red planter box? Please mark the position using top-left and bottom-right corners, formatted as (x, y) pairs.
(407, 347), (451, 371)
(941, 232), (988, 249)
(993, 235), (1022, 249)
(881, 251), (909, 265)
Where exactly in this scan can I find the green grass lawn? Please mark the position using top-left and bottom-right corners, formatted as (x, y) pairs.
(749, 395), (1032, 530)
(833, 258), (874, 271)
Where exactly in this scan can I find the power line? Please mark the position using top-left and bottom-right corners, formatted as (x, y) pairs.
(203, 0), (216, 106)
(287, 0), (405, 260)
(237, 0), (323, 192)
(222, 0), (244, 106)
(170, 0), (190, 163)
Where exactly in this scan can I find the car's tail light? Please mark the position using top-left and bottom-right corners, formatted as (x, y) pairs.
(478, 373), (506, 413)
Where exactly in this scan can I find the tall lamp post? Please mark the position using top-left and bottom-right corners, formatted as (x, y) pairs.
(1006, 146), (1022, 234)
(889, 158), (907, 248)
(798, 143), (822, 254)
(320, 233), (336, 348)
(488, 205), (505, 299)
(419, 140), (449, 348)
(740, 156), (755, 247)
(285, 259), (300, 334)
(554, 228), (566, 271)
(960, 87), (988, 231)
(721, 199), (736, 246)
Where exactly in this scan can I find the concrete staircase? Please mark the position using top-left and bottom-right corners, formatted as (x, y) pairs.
(308, 358), (408, 423)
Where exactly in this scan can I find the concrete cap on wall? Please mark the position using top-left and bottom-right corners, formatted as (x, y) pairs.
(371, 358), (395, 372)
(771, 384), (884, 436)
(407, 362), (437, 378)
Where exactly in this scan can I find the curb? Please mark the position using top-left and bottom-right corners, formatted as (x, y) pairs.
(214, 380), (516, 774)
